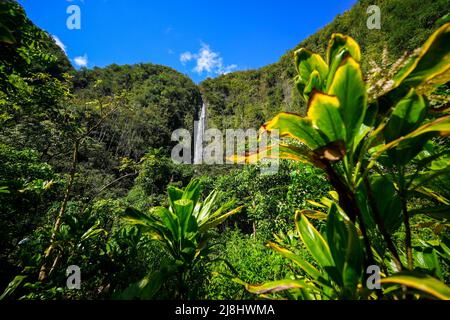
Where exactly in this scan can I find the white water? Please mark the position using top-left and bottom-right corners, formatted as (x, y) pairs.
(194, 103), (207, 164)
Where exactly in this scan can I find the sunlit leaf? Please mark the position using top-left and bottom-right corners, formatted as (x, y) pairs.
(307, 92), (346, 143)
(294, 48), (328, 88)
(326, 33), (361, 89)
(381, 272), (450, 300)
(263, 112), (325, 149)
(328, 56), (367, 147)
(295, 211), (335, 273)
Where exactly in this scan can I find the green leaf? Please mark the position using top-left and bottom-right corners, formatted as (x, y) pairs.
(122, 207), (157, 227)
(196, 190), (219, 223)
(326, 33), (361, 90)
(397, 23), (450, 89)
(173, 199), (195, 236)
(376, 23), (450, 115)
(385, 90), (427, 141)
(0, 275), (27, 300)
(233, 143), (323, 168)
(381, 272), (450, 300)
(0, 186), (9, 194)
(244, 279), (313, 294)
(182, 179), (201, 205)
(295, 211), (335, 274)
(409, 205), (450, 220)
(384, 90), (428, 166)
(326, 204), (347, 281)
(198, 205), (242, 233)
(307, 92), (346, 143)
(80, 222), (107, 242)
(326, 204), (363, 294)
(370, 175), (403, 234)
(370, 115), (450, 162)
(167, 186), (183, 211)
(328, 56), (367, 148)
(303, 70), (322, 102)
(263, 112), (326, 150)
(294, 48), (328, 88)
(154, 206), (179, 241)
(414, 245), (443, 280)
(267, 242), (325, 283)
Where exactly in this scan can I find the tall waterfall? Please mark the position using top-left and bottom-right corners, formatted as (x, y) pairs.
(194, 103), (207, 164)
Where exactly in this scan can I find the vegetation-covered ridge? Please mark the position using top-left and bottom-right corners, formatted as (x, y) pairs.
(0, 0), (449, 301)
(200, 0), (450, 131)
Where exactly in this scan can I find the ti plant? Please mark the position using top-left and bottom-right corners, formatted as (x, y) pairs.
(120, 179), (242, 299)
(239, 23), (450, 299)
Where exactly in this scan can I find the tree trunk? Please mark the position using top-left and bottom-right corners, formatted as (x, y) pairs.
(38, 139), (79, 281)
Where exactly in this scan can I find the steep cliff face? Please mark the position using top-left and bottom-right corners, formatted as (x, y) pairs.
(199, 0), (450, 131)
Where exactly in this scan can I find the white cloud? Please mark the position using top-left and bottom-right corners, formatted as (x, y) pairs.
(74, 54), (88, 68)
(180, 43), (237, 75)
(180, 51), (194, 64)
(51, 35), (66, 54)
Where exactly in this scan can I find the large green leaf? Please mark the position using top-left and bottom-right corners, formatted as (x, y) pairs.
(243, 279), (313, 295)
(263, 112), (326, 150)
(328, 56), (367, 148)
(384, 90), (429, 166)
(233, 143), (323, 168)
(195, 190), (219, 223)
(0, 275), (27, 300)
(167, 186), (183, 211)
(295, 211), (335, 275)
(384, 90), (427, 141)
(303, 70), (322, 102)
(181, 179), (201, 205)
(173, 199), (196, 236)
(326, 204), (363, 294)
(267, 242), (322, 281)
(326, 33), (361, 90)
(396, 23), (450, 88)
(294, 48), (328, 89)
(154, 206), (179, 241)
(307, 92), (346, 143)
(376, 23), (450, 114)
(122, 207), (158, 227)
(370, 175), (403, 234)
(381, 272), (450, 300)
(414, 244), (443, 280)
(369, 115), (450, 163)
(198, 206), (242, 233)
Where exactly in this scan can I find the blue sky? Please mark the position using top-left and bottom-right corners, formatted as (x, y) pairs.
(19, 0), (357, 83)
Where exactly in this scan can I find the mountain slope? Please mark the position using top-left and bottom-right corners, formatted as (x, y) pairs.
(72, 63), (201, 160)
(199, 0), (450, 131)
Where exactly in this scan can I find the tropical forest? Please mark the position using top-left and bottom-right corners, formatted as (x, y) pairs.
(0, 0), (450, 303)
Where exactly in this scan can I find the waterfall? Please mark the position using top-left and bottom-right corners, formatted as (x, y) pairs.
(194, 103), (207, 164)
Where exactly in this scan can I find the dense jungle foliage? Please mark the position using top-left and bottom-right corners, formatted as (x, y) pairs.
(0, 0), (449, 300)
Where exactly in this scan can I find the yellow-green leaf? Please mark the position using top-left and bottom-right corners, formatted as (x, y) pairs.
(328, 56), (367, 147)
(307, 93), (346, 143)
(267, 242), (322, 281)
(396, 23), (450, 88)
(263, 112), (326, 150)
(295, 211), (335, 272)
(245, 279), (311, 294)
(294, 48), (328, 87)
(380, 272), (450, 300)
(326, 33), (361, 90)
